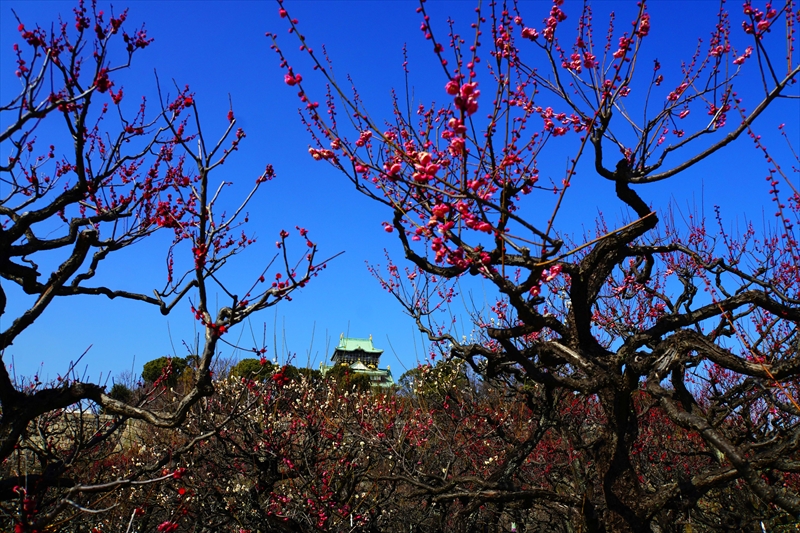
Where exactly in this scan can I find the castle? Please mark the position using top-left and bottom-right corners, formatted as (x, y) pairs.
(319, 334), (394, 389)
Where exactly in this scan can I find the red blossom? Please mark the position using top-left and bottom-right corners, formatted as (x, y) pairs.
(110, 87), (123, 104)
(284, 72), (302, 86)
(445, 79), (460, 95)
(94, 68), (112, 93)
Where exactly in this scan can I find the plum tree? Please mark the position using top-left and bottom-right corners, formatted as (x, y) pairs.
(0, 3), (325, 531)
(275, 0), (800, 530)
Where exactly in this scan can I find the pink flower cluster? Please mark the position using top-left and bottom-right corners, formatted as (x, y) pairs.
(536, 107), (585, 136)
(529, 264), (563, 298)
(284, 72), (302, 86)
(733, 46), (753, 65)
(742, 2), (778, 36)
(446, 80), (480, 116)
(308, 147), (335, 161)
(441, 117), (468, 156)
(543, 0), (568, 42)
(666, 82), (689, 102)
(412, 151), (440, 183)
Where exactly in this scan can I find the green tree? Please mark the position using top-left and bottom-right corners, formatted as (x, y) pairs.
(141, 357), (188, 387)
(100, 383), (135, 414)
(108, 383), (133, 403)
(230, 358), (274, 381)
(285, 365), (322, 383)
(325, 364), (372, 392)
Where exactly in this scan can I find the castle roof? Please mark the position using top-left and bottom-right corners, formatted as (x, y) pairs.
(334, 336), (383, 356)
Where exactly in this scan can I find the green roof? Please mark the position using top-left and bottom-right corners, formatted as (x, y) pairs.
(335, 336), (383, 355)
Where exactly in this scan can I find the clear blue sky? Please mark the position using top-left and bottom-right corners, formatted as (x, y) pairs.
(1, 1), (797, 384)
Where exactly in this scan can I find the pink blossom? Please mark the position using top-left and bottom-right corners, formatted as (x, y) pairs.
(454, 82), (480, 116)
(284, 73), (302, 86)
(636, 13), (651, 37)
(386, 163), (402, 176)
(733, 46), (753, 65)
(449, 137), (465, 156)
(448, 117), (467, 133)
(432, 203), (451, 219)
(543, 263), (562, 281)
(667, 82), (689, 102)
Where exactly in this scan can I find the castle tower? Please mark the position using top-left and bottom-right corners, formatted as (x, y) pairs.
(321, 334), (394, 389)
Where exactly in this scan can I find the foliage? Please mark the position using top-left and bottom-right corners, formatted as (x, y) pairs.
(229, 357), (275, 381)
(108, 383), (134, 404)
(325, 363), (374, 392)
(141, 356), (189, 387)
(274, 0), (800, 530)
(283, 364), (323, 383)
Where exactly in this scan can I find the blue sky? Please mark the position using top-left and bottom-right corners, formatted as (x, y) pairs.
(1, 1), (797, 385)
